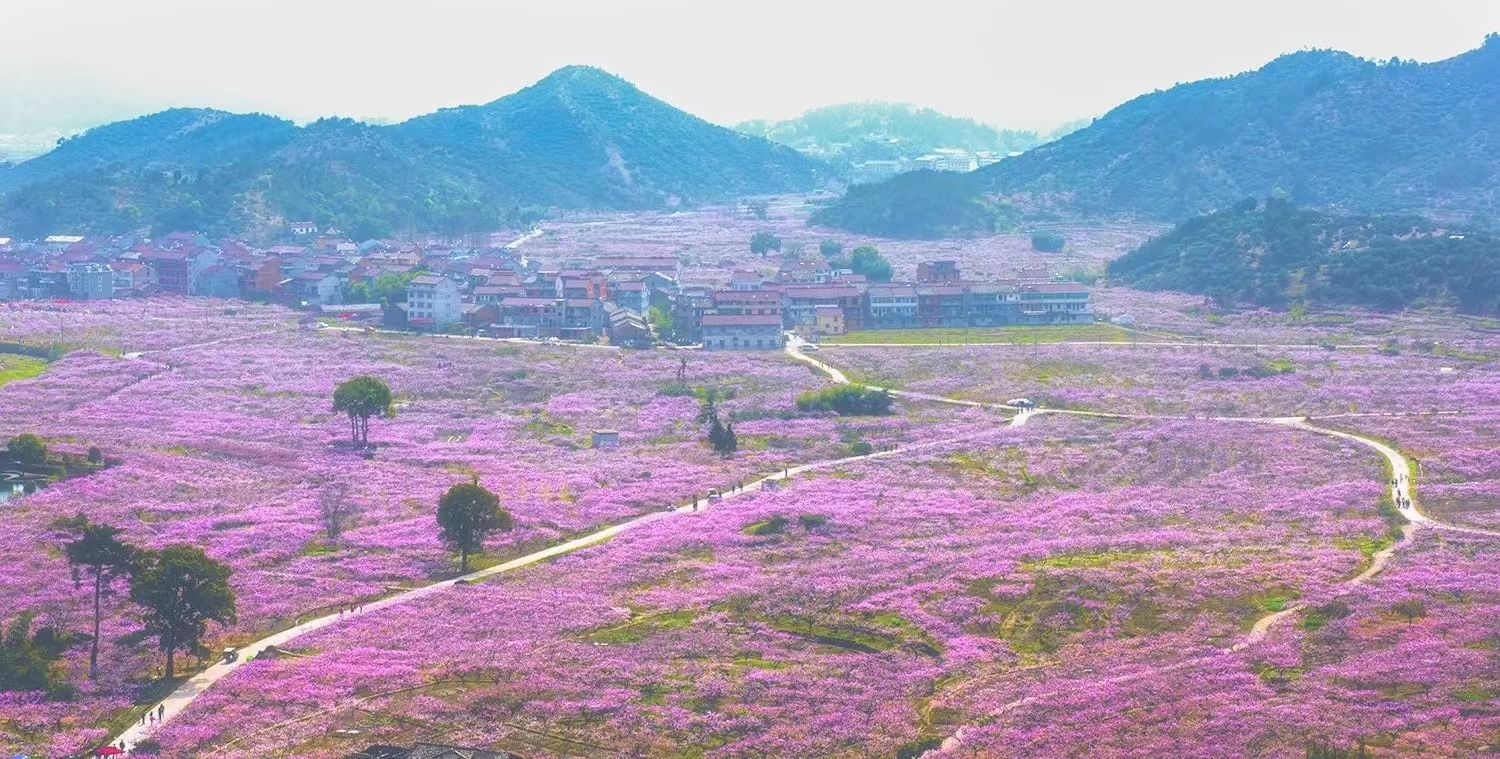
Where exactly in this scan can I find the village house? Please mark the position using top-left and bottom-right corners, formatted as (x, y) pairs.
(700, 314), (785, 350)
(813, 304), (846, 336)
(406, 275), (462, 329)
(110, 261), (157, 297)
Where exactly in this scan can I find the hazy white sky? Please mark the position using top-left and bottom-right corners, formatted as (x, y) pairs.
(1, 0), (1497, 133)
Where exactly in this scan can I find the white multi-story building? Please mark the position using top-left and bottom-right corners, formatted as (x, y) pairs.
(67, 263), (114, 300)
(406, 275), (462, 329)
(915, 148), (977, 173)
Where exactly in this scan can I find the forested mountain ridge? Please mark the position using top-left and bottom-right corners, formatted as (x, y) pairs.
(0, 66), (827, 239)
(813, 37), (1500, 238)
(1107, 197), (1500, 314)
(989, 39), (1500, 218)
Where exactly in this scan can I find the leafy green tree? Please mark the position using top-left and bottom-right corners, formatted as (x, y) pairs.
(332, 376), (393, 447)
(437, 480), (513, 573)
(746, 200), (769, 220)
(0, 613), (76, 695)
(60, 516), (136, 680)
(1031, 231), (1065, 252)
(818, 239), (844, 260)
(648, 305), (675, 341)
(849, 246), (894, 282)
(129, 546), (236, 679)
(750, 231), (782, 257)
(7, 433), (47, 468)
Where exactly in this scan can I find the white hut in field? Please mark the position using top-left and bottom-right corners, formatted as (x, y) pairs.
(591, 430), (620, 449)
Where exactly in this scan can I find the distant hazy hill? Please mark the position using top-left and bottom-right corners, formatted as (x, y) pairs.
(1108, 197), (1500, 314)
(0, 66), (826, 239)
(815, 37), (1500, 238)
(736, 102), (1043, 170)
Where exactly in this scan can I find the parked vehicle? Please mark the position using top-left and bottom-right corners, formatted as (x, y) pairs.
(222, 647), (239, 663)
(802, 344), (820, 352)
(1006, 398), (1036, 409)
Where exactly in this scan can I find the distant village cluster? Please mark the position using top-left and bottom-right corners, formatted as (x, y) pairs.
(849, 147), (1008, 184)
(0, 227), (1091, 349)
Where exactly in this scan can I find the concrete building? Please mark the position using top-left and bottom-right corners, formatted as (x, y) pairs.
(701, 314), (785, 350)
(67, 263), (114, 300)
(866, 284), (920, 329)
(406, 275), (462, 329)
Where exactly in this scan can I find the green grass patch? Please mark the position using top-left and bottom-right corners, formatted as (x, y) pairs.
(1299, 601), (1352, 632)
(584, 609), (698, 645)
(824, 323), (1136, 345)
(742, 516), (790, 536)
(0, 354), (47, 388)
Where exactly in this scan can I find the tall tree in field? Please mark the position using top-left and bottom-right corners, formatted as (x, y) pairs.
(437, 480), (513, 573)
(332, 376), (392, 447)
(129, 546), (236, 679)
(750, 231), (782, 257)
(59, 516), (136, 680)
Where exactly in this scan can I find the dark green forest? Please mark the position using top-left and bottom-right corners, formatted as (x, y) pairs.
(808, 170), (1016, 239)
(1108, 197), (1500, 314)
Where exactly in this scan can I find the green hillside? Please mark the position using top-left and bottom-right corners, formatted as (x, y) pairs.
(1108, 197), (1500, 314)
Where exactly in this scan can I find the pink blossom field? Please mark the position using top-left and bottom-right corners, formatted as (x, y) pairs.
(4, 297), (1500, 758)
(519, 204), (1161, 283)
(0, 300), (982, 755)
(140, 410), (1500, 758)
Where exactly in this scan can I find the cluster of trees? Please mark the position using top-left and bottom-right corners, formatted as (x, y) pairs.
(6, 432), (47, 468)
(816, 240), (895, 282)
(346, 271), (422, 305)
(696, 389), (738, 456)
(2, 515), (238, 699)
(1108, 197), (1500, 314)
(796, 385), (895, 416)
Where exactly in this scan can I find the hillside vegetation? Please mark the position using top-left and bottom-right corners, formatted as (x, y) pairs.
(808, 170), (1018, 239)
(0, 67), (826, 239)
(814, 36), (1500, 237)
(1107, 197), (1500, 314)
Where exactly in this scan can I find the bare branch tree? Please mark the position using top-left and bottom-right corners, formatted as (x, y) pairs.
(318, 482), (360, 542)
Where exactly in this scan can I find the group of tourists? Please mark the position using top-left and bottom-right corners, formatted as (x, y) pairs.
(1392, 472), (1413, 509)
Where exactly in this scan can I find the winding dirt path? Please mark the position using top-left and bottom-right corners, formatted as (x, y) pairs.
(783, 339), (1498, 755)
(110, 408), (1018, 751)
(105, 336), (1491, 752)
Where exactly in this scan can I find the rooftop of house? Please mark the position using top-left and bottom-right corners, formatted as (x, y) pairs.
(701, 313), (783, 327)
(408, 274), (452, 287)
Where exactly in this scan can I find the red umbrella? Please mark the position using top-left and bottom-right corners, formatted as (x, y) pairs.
(95, 748), (125, 757)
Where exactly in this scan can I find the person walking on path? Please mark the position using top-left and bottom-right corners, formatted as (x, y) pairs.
(157, 704), (164, 720)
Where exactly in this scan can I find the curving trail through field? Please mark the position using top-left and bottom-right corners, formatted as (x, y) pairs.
(783, 338), (1500, 756)
(106, 335), (1492, 753)
(109, 396), (1019, 751)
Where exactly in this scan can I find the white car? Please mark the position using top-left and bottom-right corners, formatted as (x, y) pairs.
(802, 344), (820, 352)
(1006, 398), (1036, 409)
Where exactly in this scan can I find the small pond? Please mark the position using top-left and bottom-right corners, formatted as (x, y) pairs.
(0, 471), (48, 503)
